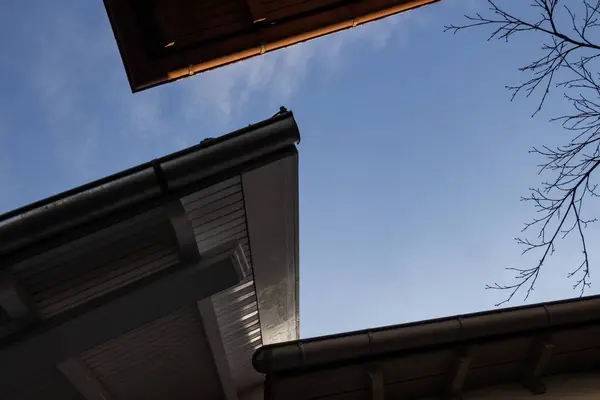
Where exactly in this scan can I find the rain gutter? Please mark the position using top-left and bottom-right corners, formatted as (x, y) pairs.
(253, 295), (600, 374)
(0, 111), (300, 258)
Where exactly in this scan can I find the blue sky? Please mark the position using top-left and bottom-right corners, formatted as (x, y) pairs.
(1, 1), (599, 339)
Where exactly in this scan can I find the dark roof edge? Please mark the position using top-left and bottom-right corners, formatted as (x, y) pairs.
(122, 0), (441, 93)
(253, 294), (600, 374)
(0, 111), (300, 257)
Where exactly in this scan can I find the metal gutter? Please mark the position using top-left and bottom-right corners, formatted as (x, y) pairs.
(252, 295), (600, 374)
(0, 111), (300, 258)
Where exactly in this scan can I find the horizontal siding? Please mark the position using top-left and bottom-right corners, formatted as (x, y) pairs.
(212, 277), (264, 391)
(4, 174), (266, 396)
(80, 305), (222, 400)
(181, 176), (252, 267)
(183, 176), (263, 390)
(9, 208), (179, 319)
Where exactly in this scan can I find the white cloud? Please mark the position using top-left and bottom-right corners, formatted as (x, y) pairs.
(23, 6), (416, 185)
(182, 11), (413, 122)
(33, 7), (413, 130)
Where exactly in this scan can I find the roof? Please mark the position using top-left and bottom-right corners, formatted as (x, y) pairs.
(254, 295), (600, 399)
(103, 0), (441, 92)
(0, 110), (301, 399)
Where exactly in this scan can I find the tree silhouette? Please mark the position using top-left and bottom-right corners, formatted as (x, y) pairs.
(446, 0), (600, 305)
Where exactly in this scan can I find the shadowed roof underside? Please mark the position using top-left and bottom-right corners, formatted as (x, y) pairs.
(103, 0), (441, 92)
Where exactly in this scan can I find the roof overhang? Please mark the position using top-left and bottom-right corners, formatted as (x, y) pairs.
(255, 295), (600, 399)
(103, 0), (441, 92)
(0, 110), (300, 399)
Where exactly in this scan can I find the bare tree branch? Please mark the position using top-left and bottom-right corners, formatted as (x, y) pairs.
(446, 0), (600, 304)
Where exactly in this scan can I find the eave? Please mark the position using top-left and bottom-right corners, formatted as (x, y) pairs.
(0, 110), (301, 399)
(102, 0), (442, 92)
(255, 295), (600, 399)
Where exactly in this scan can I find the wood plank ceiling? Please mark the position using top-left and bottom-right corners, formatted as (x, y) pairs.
(103, 0), (441, 91)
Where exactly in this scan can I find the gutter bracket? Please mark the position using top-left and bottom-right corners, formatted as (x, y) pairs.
(367, 364), (384, 400)
(443, 346), (471, 400)
(152, 159), (201, 267)
(0, 271), (38, 323)
(165, 199), (200, 267)
(521, 334), (555, 395)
